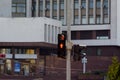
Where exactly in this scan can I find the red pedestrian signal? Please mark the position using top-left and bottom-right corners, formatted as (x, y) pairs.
(60, 43), (64, 49)
(57, 34), (66, 58)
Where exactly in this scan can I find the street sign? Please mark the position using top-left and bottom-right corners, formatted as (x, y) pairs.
(14, 62), (21, 72)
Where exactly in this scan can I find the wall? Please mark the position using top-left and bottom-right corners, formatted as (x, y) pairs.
(0, 17), (61, 43)
(117, 0), (120, 45)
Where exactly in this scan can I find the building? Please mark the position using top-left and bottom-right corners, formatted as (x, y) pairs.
(0, 17), (61, 76)
(0, 0), (120, 76)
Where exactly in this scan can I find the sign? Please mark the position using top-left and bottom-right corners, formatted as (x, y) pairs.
(0, 54), (6, 58)
(14, 62), (21, 72)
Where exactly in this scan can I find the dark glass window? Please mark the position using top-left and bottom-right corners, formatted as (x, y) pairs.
(71, 31), (77, 40)
(32, 0), (36, 17)
(12, 0), (26, 17)
(80, 31), (92, 39)
(96, 30), (110, 39)
(81, 15), (86, 24)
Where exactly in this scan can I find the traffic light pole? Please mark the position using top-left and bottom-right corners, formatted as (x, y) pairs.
(66, 0), (72, 80)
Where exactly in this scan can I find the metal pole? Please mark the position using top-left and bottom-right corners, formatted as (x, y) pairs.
(66, 0), (72, 80)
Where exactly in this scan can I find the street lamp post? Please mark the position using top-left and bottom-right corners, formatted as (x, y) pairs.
(66, 0), (72, 80)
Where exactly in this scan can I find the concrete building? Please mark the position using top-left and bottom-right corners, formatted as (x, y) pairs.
(0, 0), (120, 78)
(0, 17), (61, 76)
(0, 0), (120, 56)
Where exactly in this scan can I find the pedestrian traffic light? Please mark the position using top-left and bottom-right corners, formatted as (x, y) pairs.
(57, 34), (66, 58)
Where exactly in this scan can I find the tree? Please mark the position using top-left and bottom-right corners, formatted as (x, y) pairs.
(106, 56), (120, 80)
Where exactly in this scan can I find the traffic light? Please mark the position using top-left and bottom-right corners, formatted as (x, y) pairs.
(72, 45), (86, 61)
(57, 34), (66, 58)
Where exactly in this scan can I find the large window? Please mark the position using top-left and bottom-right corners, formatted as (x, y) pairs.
(80, 31), (92, 39)
(74, 0), (79, 9)
(89, 15), (94, 24)
(39, 0), (43, 17)
(103, 0), (109, 23)
(74, 0), (79, 24)
(96, 15), (101, 24)
(89, 0), (93, 8)
(81, 15), (86, 24)
(96, 30), (110, 39)
(74, 15), (79, 24)
(96, 0), (101, 8)
(32, 0), (36, 17)
(53, 0), (57, 19)
(12, 0), (26, 17)
(45, 0), (50, 17)
(60, 0), (64, 10)
(60, 0), (64, 25)
(81, 0), (86, 8)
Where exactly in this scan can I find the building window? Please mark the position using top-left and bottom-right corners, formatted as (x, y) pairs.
(96, 0), (101, 8)
(52, 0), (57, 19)
(39, 0), (43, 17)
(71, 31), (77, 40)
(89, 0), (93, 8)
(60, 0), (64, 10)
(53, 0), (57, 10)
(103, 0), (109, 24)
(60, 0), (64, 25)
(96, 30), (110, 39)
(74, 0), (79, 24)
(96, 15), (101, 24)
(103, 0), (108, 8)
(80, 31), (92, 39)
(81, 0), (86, 8)
(74, 0), (79, 9)
(60, 16), (64, 25)
(45, 0), (50, 17)
(32, 0), (36, 17)
(74, 15), (79, 24)
(12, 0), (26, 17)
(81, 15), (86, 24)
(88, 15), (94, 24)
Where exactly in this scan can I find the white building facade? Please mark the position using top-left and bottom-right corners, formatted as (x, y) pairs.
(0, 17), (61, 76)
(0, 17), (61, 43)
